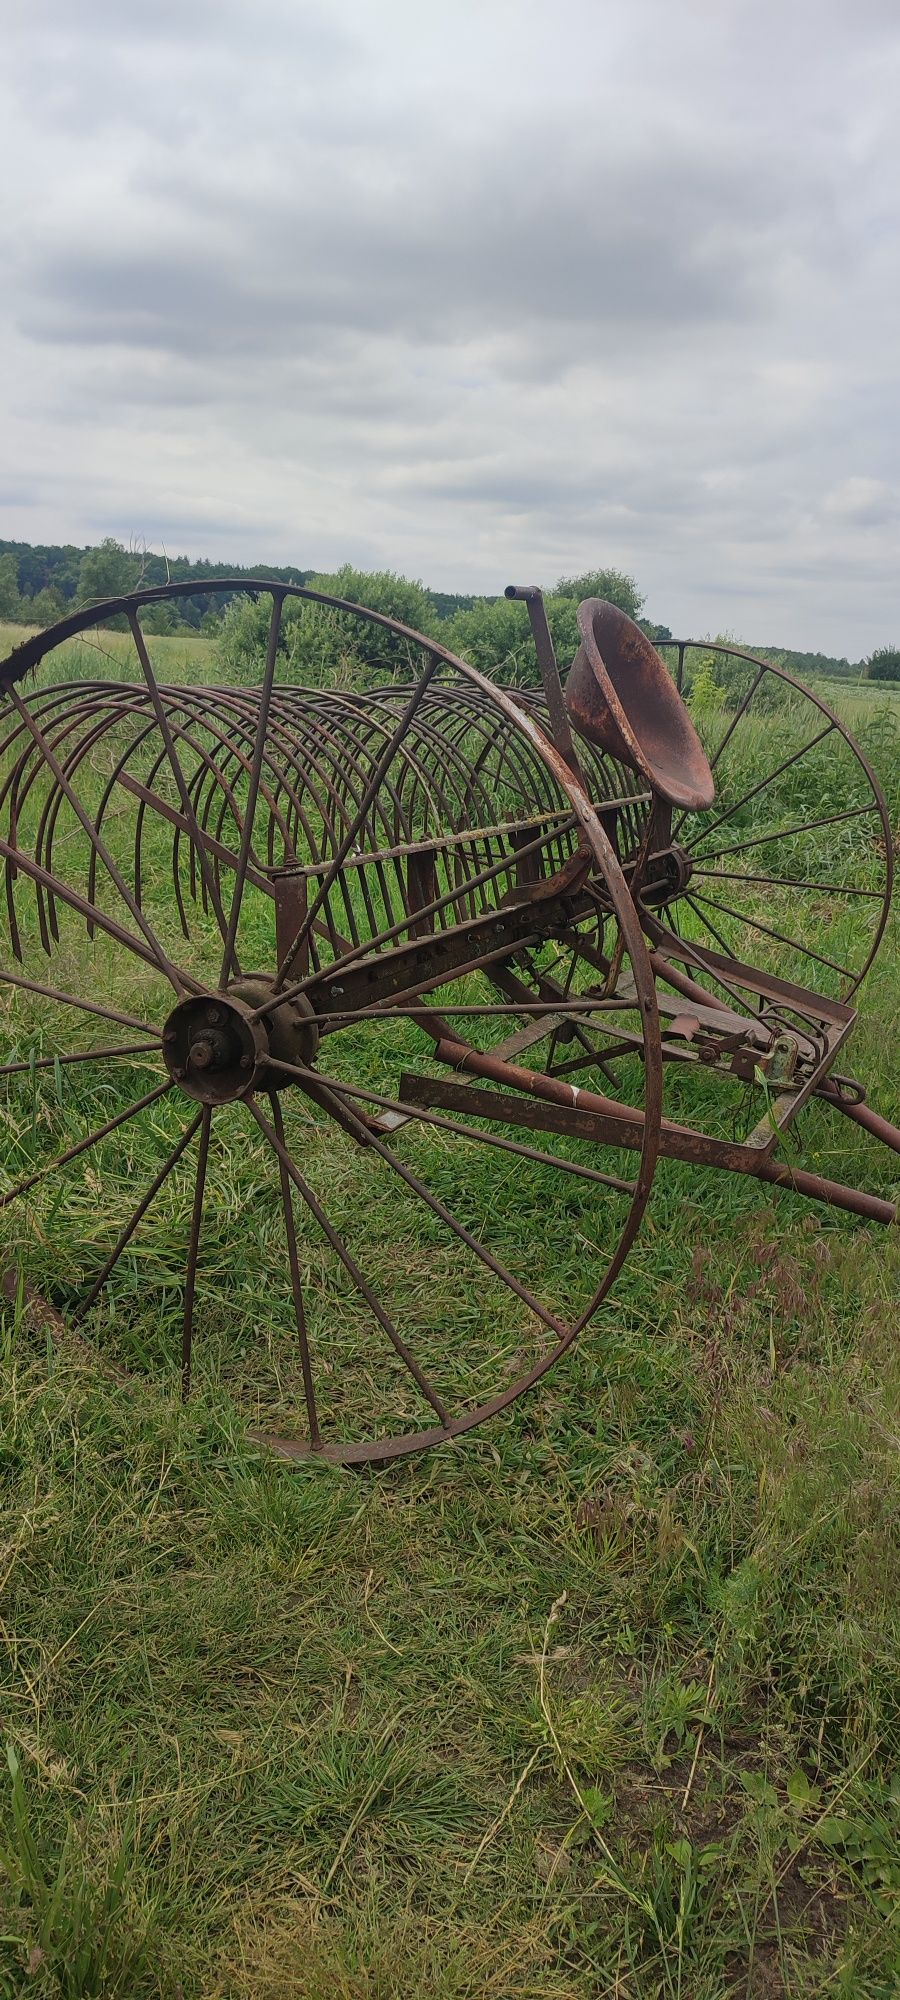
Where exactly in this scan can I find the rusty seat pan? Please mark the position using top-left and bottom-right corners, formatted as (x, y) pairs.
(565, 598), (716, 811)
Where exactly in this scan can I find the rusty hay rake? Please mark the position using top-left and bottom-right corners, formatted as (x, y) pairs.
(0, 579), (896, 1462)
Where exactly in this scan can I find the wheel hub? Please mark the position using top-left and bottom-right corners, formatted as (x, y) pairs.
(635, 841), (693, 907)
(163, 978), (318, 1103)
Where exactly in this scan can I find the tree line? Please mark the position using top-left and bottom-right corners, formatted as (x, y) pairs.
(0, 538), (491, 636)
(0, 536), (896, 681)
(0, 538), (313, 634)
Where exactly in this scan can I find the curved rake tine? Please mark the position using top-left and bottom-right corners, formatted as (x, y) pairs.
(0, 969), (160, 1038)
(246, 1094), (451, 1429)
(0, 1080), (173, 1209)
(181, 1104), (213, 1399)
(218, 591), (284, 987)
(268, 651), (443, 997)
(268, 1092), (321, 1447)
(5, 683), (190, 996)
(0, 828), (203, 990)
(128, 614), (235, 961)
(75, 1108), (205, 1319)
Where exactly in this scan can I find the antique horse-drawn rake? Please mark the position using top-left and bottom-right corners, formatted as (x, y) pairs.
(0, 580), (896, 1462)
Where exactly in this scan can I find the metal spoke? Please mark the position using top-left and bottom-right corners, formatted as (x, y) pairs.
(75, 1108), (204, 1318)
(689, 889), (854, 979)
(691, 802), (879, 868)
(6, 684), (190, 995)
(707, 665), (767, 773)
(685, 722), (835, 850)
(0, 969), (160, 1037)
(269, 1092), (321, 1446)
(246, 1095), (451, 1427)
(181, 1104), (213, 1399)
(264, 1056), (637, 1193)
(671, 664), (767, 840)
(545, 934), (580, 1075)
(317, 994), (642, 1028)
(218, 592), (284, 987)
(682, 892), (745, 966)
(128, 614), (234, 960)
(0, 1042), (158, 1080)
(288, 1065), (566, 1336)
(0, 1079), (172, 1209)
(647, 910), (763, 1015)
(690, 866), (883, 899)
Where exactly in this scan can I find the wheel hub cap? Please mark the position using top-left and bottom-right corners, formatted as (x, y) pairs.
(163, 979), (318, 1103)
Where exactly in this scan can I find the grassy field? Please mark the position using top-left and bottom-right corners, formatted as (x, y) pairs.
(0, 621), (216, 687)
(0, 623), (897, 1997)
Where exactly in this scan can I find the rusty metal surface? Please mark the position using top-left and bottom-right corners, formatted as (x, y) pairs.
(0, 578), (896, 1465)
(565, 599), (716, 810)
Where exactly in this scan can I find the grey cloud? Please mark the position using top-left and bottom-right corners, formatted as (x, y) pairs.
(1, 0), (899, 652)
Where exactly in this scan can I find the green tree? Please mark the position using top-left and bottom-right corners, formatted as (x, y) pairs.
(444, 593), (583, 688)
(0, 552), (22, 620)
(75, 538), (139, 609)
(27, 586), (66, 628)
(865, 645), (900, 682)
(140, 600), (179, 636)
(553, 567), (644, 620)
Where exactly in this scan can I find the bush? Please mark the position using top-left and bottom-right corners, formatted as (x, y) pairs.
(216, 569), (440, 687)
(682, 640), (793, 714)
(865, 645), (900, 683)
(286, 566), (439, 685)
(443, 593), (582, 688)
(214, 564), (652, 693)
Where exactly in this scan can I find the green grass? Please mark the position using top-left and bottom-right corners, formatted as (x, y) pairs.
(0, 621), (215, 689)
(0, 646), (898, 1994)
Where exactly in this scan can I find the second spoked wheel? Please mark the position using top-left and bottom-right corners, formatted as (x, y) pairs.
(652, 641), (893, 1002)
(0, 582), (661, 1462)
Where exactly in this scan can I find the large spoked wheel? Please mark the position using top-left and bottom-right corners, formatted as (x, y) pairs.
(651, 642), (893, 1004)
(0, 582), (662, 1463)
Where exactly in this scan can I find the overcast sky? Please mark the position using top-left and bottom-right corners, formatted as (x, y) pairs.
(2, 0), (898, 651)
